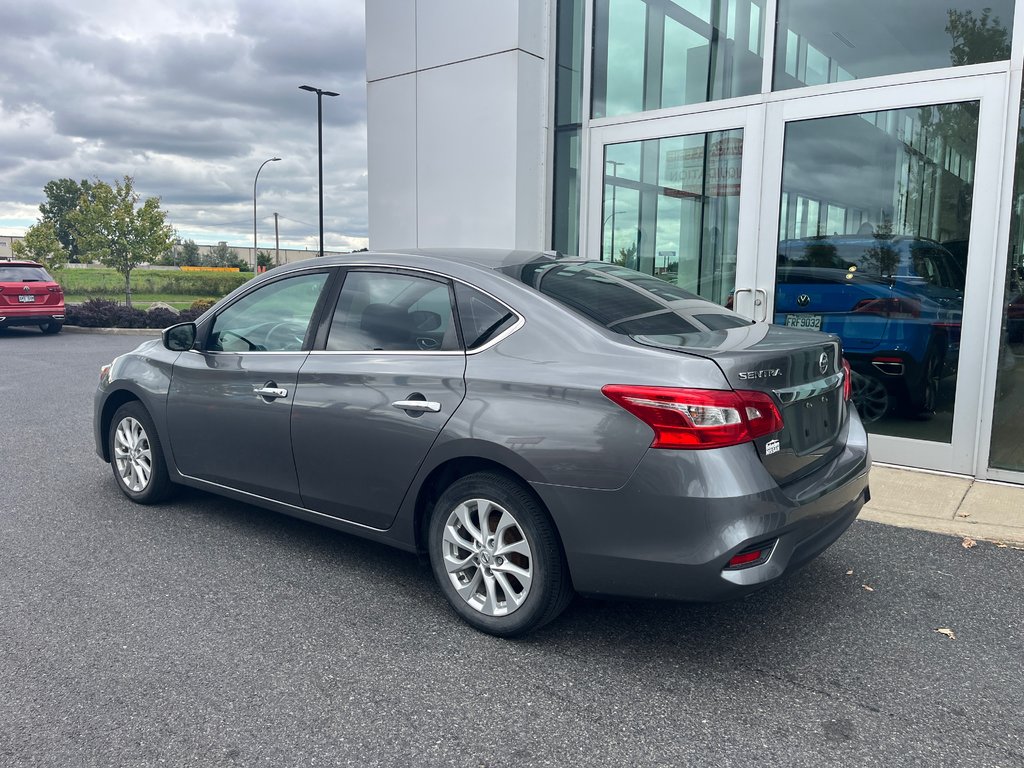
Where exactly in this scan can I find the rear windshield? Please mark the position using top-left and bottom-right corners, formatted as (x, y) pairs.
(506, 261), (750, 336)
(0, 265), (52, 282)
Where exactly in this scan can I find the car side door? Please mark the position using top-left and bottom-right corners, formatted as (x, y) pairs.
(291, 268), (467, 528)
(166, 268), (334, 505)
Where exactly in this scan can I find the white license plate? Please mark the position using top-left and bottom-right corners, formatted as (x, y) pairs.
(18, 294), (36, 303)
(785, 313), (821, 330)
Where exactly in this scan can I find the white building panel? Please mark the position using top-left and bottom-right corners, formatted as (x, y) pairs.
(367, 73), (419, 249)
(365, 0), (417, 81)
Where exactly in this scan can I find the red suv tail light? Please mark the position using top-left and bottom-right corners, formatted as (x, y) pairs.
(842, 358), (852, 401)
(602, 385), (783, 449)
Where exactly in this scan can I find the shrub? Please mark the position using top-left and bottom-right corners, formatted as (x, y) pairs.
(66, 299), (193, 329)
(145, 307), (182, 328)
(189, 298), (215, 313)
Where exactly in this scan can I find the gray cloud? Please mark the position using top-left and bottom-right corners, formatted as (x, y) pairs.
(0, 0), (368, 250)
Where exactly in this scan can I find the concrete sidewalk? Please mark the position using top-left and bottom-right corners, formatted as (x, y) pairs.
(862, 464), (1024, 546)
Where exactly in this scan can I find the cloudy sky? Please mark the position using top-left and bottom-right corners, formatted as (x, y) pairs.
(0, 0), (368, 253)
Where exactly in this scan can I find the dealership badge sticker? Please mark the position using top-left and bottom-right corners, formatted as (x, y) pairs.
(766, 439), (781, 456)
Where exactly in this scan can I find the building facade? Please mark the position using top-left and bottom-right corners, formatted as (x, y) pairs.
(366, 0), (1024, 485)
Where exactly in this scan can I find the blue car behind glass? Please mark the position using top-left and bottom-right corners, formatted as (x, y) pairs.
(774, 236), (964, 422)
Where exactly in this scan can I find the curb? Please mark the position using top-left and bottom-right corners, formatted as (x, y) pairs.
(63, 326), (161, 336)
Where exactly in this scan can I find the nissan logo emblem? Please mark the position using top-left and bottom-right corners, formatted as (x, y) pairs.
(797, 294), (811, 307)
(819, 352), (829, 375)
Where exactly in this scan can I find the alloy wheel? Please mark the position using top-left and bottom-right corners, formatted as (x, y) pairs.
(440, 498), (534, 617)
(851, 371), (889, 424)
(113, 416), (153, 493)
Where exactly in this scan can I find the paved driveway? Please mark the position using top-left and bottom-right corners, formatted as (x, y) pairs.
(2, 328), (1023, 767)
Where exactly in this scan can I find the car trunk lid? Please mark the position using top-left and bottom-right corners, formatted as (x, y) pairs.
(632, 323), (847, 486)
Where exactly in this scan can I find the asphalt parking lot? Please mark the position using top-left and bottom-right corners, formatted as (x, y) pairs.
(2, 327), (1023, 767)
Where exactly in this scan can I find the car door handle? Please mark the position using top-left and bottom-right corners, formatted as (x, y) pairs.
(391, 399), (442, 413)
(254, 386), (289, 399)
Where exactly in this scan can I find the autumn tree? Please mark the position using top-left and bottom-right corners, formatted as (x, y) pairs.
(72, 176), (174, 306)
(11, 220), (69, 272)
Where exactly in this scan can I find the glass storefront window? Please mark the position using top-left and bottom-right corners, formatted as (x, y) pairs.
(775, 103), (979, 444)
(990, 93), (1024, 473)
(593, 0), (764, 119)
(774, 0), (1013, 91)
(602, 128), (743, 306)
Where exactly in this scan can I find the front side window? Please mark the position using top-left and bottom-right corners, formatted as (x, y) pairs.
(207, 271), (329, 352)
(326, 271), (460, 352)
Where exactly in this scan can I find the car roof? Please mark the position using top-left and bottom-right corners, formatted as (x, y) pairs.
(0, 260), (45, 267)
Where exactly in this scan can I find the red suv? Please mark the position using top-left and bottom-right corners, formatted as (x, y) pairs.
(0, 261), (66, 334)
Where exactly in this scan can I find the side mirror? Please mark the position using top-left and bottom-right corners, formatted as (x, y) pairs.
(163, 322), (197, 352)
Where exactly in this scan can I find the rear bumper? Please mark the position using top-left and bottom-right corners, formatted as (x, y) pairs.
(532, 410), (870, 602)
(0, 306), (65, 326)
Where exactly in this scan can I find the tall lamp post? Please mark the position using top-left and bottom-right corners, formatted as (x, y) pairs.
(299, 84), (339, 257)
(253, 157), (281, 272)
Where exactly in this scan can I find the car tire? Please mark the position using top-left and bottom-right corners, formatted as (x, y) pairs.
(428, 471), (574, 637)
(41, 320), (63, 334)
(900, 344), (944, 418)
(108, 402), (174, 504)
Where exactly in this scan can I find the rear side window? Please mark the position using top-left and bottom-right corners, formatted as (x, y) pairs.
(454, 283), (518, 349)
(0, 265), (52, 282)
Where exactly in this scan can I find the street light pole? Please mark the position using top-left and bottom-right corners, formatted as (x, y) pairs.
(253, 156), (281, 272)
(299, 84), (340, 257)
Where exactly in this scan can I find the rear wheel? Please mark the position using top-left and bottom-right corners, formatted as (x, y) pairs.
(851, 371), (890, 424)
(41, 320), (63, 334)
(108, 402), (173, 504)
(428, 472), (573, 637)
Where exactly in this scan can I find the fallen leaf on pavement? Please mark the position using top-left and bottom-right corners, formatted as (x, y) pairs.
(997, 543), (1008, 548)
(846, 569), (854, 576)
(935, 627), (956, 640)
(862, 584), (874, 592)
(956, 512), (971, 518)
(962, 537), (977, 549)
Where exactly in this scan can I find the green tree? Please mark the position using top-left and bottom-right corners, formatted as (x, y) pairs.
(39, 178), (94, 262)
(204, 241), (241, 268)
(12, 220), (69, 272)
(180, 238), (201, 266)
(256, 249), (275, 269)
(72, 176), (174, 306)
(946, 7), (1010, 66)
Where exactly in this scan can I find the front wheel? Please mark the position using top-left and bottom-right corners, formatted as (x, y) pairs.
(428, 472), (573, 637)
(108, 402), (174, 504)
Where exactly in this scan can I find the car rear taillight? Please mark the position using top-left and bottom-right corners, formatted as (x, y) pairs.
(852, 297), (921, 318)
(842, 358), (852, 401)
(601, 385), (783, 450)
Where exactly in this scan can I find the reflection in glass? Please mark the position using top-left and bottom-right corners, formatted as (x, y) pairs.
(990, 92), (1024, 473)
(601, 129), (742, 307)
(552, 0), (585, 255)
(774, 0), (1013, 91)
(593, 0), (763, 119)
(775, 103), (979, 443)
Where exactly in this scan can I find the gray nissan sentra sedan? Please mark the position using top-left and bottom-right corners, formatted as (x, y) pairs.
(94, 249), (870, 636)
